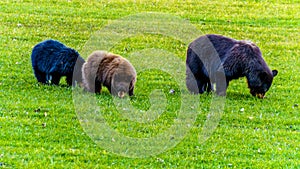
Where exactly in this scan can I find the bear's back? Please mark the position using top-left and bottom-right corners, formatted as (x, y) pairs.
(31, 39), (79, 73)
(99, 53), (136, 82)
(206, 34), (239, 59)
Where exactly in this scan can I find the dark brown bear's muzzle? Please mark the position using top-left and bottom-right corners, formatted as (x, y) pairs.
(256, 93), (265, 99)
(118, 91), (126, 98)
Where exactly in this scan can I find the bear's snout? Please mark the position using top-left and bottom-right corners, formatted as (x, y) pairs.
(256, 93), (265, 99)
(118, 91), (126, 98)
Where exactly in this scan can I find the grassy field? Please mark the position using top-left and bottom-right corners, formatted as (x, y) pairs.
(0, 0), (299, 168)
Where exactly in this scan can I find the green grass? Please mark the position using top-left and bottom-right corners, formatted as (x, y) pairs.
(1, 0), (299, 168)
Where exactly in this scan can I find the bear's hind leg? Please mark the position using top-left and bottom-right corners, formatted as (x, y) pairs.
(206, 82), (214, 93)
(186, 78), (199, 94)
(197, 80), (209, 94)
(186, 77), (207, 94)
(186, 73), (203, 94)
(33, 69), (47, 84)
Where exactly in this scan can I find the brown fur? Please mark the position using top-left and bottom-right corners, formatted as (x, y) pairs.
(82, 51), (136, 98)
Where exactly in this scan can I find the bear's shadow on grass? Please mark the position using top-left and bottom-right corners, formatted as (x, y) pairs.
(35, 83), (72, 89)
(58, 84), (72, 88)
(225, 92), (256, 100)
(180, 89), (254, 100)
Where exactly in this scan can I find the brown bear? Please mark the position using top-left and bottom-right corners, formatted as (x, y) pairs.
(82, 51), (137, 98)
(186, 34), (278, 99)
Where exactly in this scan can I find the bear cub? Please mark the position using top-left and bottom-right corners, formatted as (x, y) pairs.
(82, 51), (137, 98)
(186, 34), (278, 98)
(31, 39), (85, 86)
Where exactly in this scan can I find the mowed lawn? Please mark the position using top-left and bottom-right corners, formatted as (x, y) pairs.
(0, 0), (299, 168)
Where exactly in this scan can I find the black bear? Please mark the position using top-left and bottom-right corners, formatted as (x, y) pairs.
(82, 51), (137, 98)
(186, 34), (278, 99)
(31, 39), (85, 86)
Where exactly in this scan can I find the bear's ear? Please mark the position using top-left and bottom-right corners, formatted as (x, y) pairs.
(272, 70), (278, 77)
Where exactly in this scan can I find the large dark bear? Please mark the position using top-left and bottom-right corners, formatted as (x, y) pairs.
(82, 51), (137, 98)
(186, 34), (278, 99)
(31, 39), (85, 86)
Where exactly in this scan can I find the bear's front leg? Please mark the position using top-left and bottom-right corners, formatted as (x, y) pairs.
(51, 74), (61, 85)
(129, 87), (134, 96)
(66, 74), (73, 86)
(94, 80), (102, 94)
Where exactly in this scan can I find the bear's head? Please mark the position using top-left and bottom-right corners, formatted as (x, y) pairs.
(248, 70), (278, 99)
(111, 61), (136, 98)
(111, 72), (135, 98)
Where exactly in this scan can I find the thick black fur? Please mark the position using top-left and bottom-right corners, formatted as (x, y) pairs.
(186, 34), (278, 98)
(31, 39), (85, 86)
